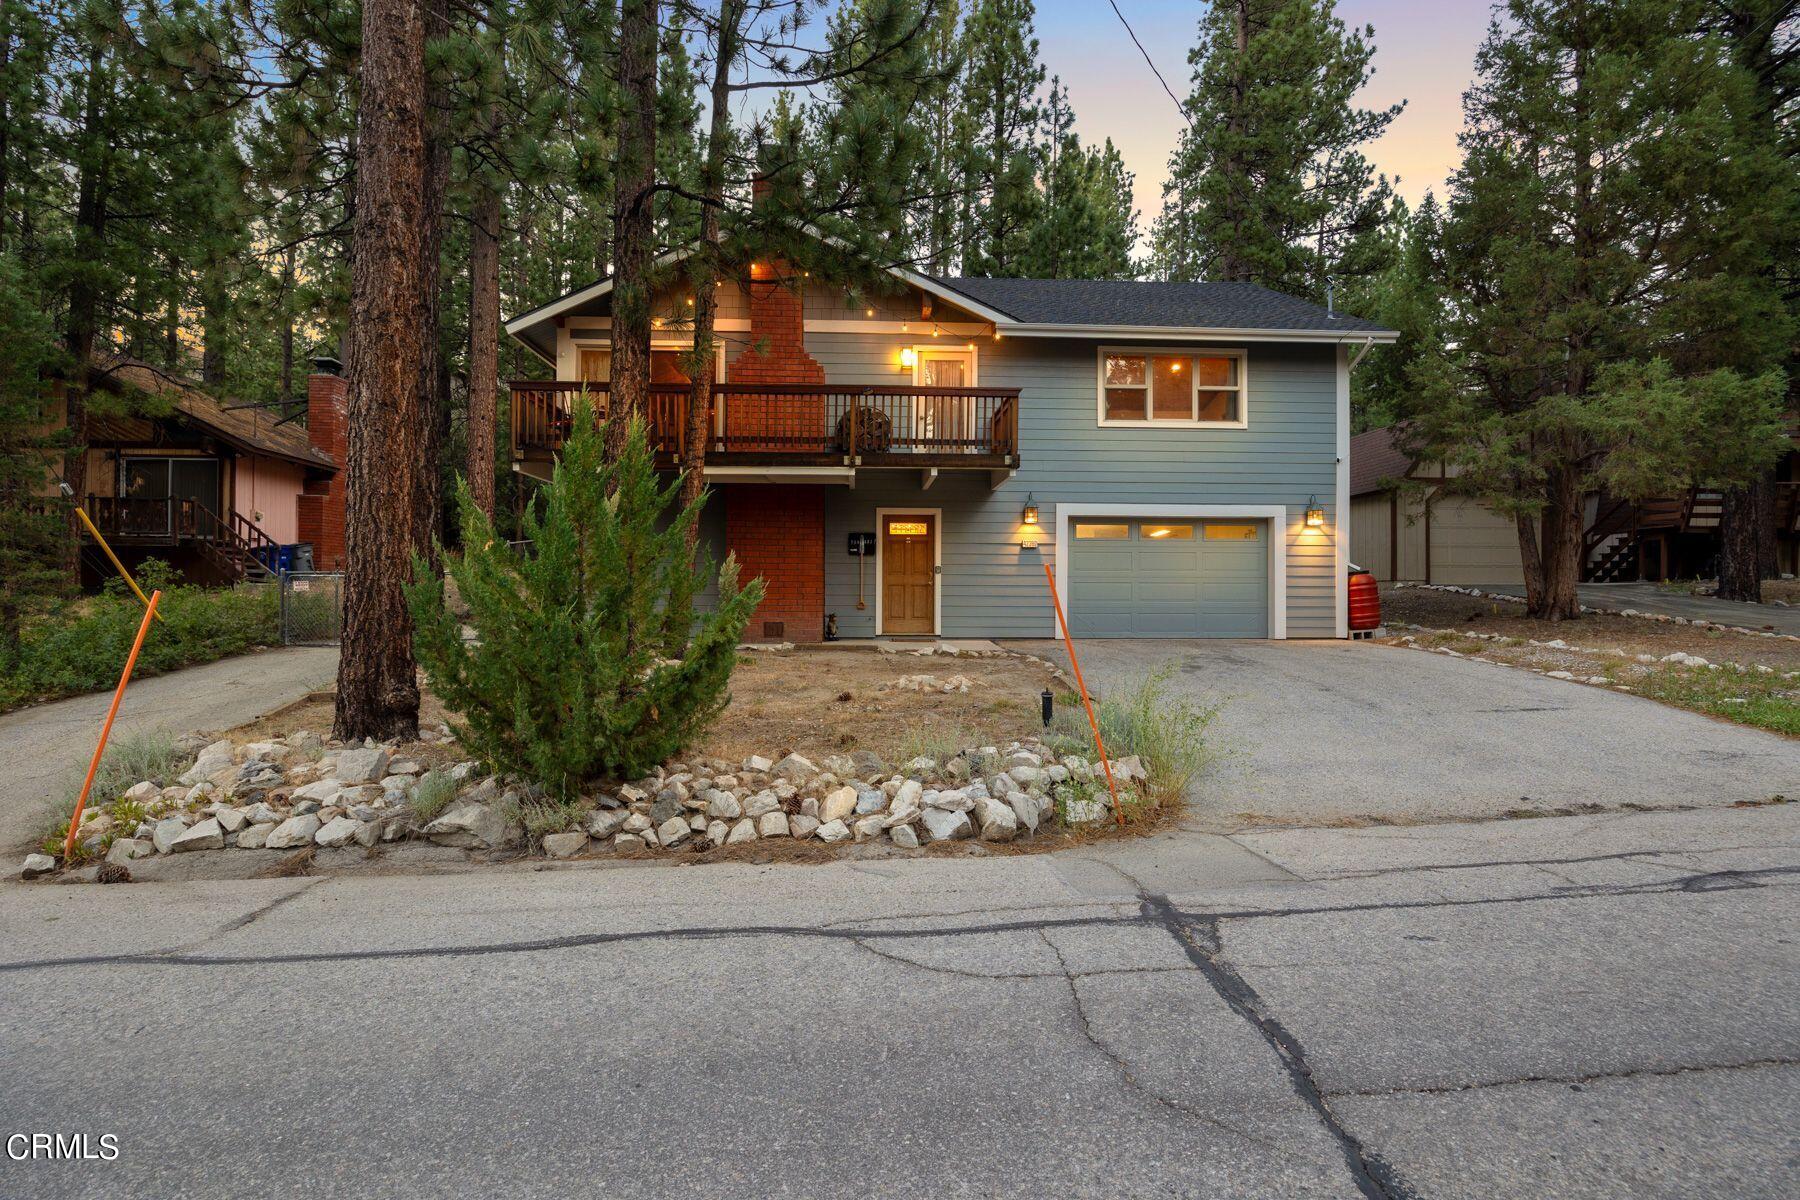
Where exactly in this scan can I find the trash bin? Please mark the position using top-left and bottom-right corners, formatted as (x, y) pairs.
(292, 543), (315, 572)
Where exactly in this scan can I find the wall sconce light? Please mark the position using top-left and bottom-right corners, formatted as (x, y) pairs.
(1304, 496), (1325, 528)
(899, 347), (918, 370)
(1022, 495), (1039, 526)
(1020, 495), (1040, 549)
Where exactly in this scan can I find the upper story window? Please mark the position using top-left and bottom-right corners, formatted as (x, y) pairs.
(1098, 348), (1246, 427)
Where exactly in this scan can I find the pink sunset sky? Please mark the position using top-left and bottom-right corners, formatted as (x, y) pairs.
(1034, 0), (1495, 232)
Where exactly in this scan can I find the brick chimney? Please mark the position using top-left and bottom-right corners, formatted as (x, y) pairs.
(296, 359), (348, 570)
(720, 174), (827, 642)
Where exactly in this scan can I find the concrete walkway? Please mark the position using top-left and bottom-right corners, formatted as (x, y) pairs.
(1015, 638), (1800, 828)
(1484, 581), (1800, 635)
(0, 647), (337, 851)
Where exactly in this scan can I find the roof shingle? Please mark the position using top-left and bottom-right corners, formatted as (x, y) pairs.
(930, 276), (1393, 335)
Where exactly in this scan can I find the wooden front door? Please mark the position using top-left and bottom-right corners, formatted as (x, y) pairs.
(881, 514), (936, 635)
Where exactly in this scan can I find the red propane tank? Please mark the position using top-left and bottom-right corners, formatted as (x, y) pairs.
(1347, 569), (1381, 631)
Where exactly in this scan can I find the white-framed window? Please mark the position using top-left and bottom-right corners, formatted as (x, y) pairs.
(570, 341), (726, 384)
(1096, 347), (1247, 428)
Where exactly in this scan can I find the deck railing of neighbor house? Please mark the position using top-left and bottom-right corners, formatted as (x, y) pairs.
(509, 380), (1020, 467)
(82, 495), (283, 580)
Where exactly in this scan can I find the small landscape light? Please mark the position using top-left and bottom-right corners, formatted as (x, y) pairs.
(1041, 689), (1054, 728)
(1304, 496), (1325, 528)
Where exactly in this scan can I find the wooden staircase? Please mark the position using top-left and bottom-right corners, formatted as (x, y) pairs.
(1581, 489), (1727, 583)
(190, 503), (282, 583)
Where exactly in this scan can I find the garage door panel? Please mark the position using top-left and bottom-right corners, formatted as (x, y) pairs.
(1070, 517), (1270, 638)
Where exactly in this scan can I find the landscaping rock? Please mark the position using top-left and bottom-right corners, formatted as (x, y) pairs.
(744, 791), (781, 819)
(266, 813), (322, 848)
(585, 809), (629, 839)
(921, 807), (972, 842)
(726, 818), (757, 845)
(890, 824), (919, 849)
(105, 838), (149, 866)
(291, 779), (343, 804)
(237, 823), (275, 849)
(973, 795), (1017, 842)
(352, 821), (381, 848)
(758, 811), (791, 839)
(924, 788), (973, 813)
(892, 779), (923, 810)
(649, 792), (684, 825)
(313, 816), (359, 848)
(215, 808), (248, 834)
(657, 816), (692, 848)
(816, 819), (852, 844)
(422, 802), (516, 850)
(790, 814), (821, 840)
(706, 791), (742, 820)
(849, 750), (887, 777)
(542, 831), (588, 859)
(706, 820), (730, 846)
(741, 754), (772, 773)
(21, 853), (57, 879)
(171, 818), (225, 852)
(1007, 793), (1040, 834)
(123, 780), (161, 803)
(614, 833), (645, 851)
(334, 746), (390, 785)
(821, 786), (858, 824)
(770, 752), (815, 782)
(853, 815), (885, 842)
(151, 817), (189, 855)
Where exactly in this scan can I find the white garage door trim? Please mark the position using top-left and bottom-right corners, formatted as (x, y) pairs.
(1053, 503), (1288, 639)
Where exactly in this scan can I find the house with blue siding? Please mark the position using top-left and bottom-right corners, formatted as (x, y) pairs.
(505, 253), (1395, 642)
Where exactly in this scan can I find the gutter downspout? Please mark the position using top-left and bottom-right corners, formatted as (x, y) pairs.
(1347, 336), (1377, 372)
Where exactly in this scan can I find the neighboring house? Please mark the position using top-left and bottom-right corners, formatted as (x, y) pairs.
(62, 356), (347, 584)
(1348, 426), (1527, 587)
(1351, 424), (1800, 585)
(504, 254), (1396, 641)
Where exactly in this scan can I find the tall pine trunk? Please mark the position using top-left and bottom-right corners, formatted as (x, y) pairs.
(467, 177), (501, 519)
(1533, 467), (1584, 621)
(680, 0), (741, 538)
(607, 0), (658, 461)
(417, 0), (451, 559)
(61, 43), (107, 579)
(334, 0), (432, 743)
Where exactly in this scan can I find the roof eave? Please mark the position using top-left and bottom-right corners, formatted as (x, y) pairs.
(1005, 323), (1400, 344)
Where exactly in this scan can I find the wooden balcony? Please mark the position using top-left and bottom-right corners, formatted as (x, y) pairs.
(83, 495), (281, 581)
(509, 381), (1020, 471)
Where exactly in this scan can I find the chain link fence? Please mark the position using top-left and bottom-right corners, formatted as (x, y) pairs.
(280, 571), (344, 646)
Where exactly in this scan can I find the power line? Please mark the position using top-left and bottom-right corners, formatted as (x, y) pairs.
(1106, 0), (1191, 129)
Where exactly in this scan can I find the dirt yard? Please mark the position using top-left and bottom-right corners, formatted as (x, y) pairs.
(1380, 585), (1800, 736)
(231, 647), (1066, 773)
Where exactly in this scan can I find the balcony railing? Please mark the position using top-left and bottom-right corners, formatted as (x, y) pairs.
(509, 381), (1020, 468)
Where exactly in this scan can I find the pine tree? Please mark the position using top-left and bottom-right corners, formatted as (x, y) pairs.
(1018, 81), (1137, 281)
(408, 406), (764, 796)
(955, 0), (1044, 275)
(1402, 0), (1792, 620)
(1347, 194), (1444, 432)
(0, 253), (64, 664)
(1150, 0), (1399, 298)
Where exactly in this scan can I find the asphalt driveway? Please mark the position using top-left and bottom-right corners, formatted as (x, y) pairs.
(1014, 639), (1799, 827)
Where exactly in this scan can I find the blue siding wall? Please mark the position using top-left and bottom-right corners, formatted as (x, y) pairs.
(798, 330), (1342, 638)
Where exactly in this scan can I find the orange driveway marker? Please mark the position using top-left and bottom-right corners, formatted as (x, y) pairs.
(1042, 563), (1124, 827)
(64, 589), (162, 859)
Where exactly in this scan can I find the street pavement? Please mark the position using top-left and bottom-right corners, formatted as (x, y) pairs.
(1016, 638), (1800, 827)
(0, 647), (338, 852)
(2, 802), (1795, 1199)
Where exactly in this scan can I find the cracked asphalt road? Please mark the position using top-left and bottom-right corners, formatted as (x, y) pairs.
(3, 803), (1795, 1199)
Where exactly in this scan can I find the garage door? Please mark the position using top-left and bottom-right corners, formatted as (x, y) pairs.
(1068, 518), (1269, 637)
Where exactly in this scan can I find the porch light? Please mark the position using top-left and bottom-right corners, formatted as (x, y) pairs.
(866, 307), (875, 317)
(1022, 495), (1039, 525)
(1304, 496), (1325, 528)
(899, 347), (918, 370)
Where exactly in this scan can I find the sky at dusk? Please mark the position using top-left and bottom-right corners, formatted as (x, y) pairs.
(1032, 1), (1497, 233)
